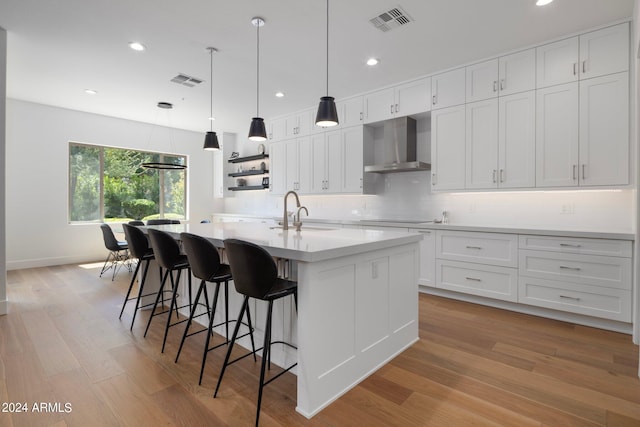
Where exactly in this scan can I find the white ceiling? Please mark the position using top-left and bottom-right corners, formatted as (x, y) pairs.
(0, 0), (635, 137)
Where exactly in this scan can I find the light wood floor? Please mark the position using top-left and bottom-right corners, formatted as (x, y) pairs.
(2, 263), (640, 427)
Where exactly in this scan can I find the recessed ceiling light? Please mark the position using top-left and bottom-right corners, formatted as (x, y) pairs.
(366, 58), (379, 66)
(128, 42), (146, 51)
(536, 0), (553, 5)
(275, 91), (285, 98)
(84, 89), (97, 95)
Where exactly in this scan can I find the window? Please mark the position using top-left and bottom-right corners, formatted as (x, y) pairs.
(69, 143), (187, 223)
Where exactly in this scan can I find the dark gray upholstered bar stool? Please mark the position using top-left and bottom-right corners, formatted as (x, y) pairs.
(214, 238), (297, 427)
(99, 223), (130, 280)
(175, 232), (256, 385)
(144, 228), (193, 353)
(146, 218), (173, 225)
(128, 220), (145, 226)
(119, 223), (158, 330)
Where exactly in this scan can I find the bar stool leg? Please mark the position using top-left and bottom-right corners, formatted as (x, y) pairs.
(256, 300), (274, 427)
(129, 259), (151, 330)
(161, 269), (182, 353)
(119, 258), (142, 319)
(198, 282), (222, 385)
(143, 268), (170, 337)
(214, 296), (248, 398)
(175, 279), (206, 363)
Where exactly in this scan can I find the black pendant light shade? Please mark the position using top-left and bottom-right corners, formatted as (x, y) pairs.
(203, 47), (220, 151)
(248, 117), (267, 141)
(315, 96), (338, 127)
(316, 0), (339, 127)
(203, 131), (220, 150)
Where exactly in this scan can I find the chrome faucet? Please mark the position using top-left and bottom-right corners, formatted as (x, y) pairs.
(282, 190), (301, 230)
(293, 206), (309, 231)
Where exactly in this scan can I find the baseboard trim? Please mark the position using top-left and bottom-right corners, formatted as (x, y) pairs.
(0, 299), (7, 315)
(7, 255), (102, 271)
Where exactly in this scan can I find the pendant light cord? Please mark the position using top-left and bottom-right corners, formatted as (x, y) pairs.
(209, 48), (213, 131)
(256, 21), (260, 117)
(326, 0), (329, 97)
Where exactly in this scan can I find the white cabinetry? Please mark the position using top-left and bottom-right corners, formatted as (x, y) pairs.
(268, 141), (286, 195)
(410, 229), (435, 288)
(311, 131), (342, 193)
(536, 72), (629, 187)
(213, 150), (225, 198)
(518, 235), (632, 322)
(431, 67), (466, 109)
(341, 126), (364, 193)
(268, 116), (287, 141)
(466, 59), (499, 102)
(498, 91), (536, 188)
(337, 96), (364, 128)
(286, 109), (314, 137)
(465, 99), (499, 189)
(435, 230), (519, 302)
(498, 49), (536, 96)
(431, 105), (466, 190)
(536, 22), (629, 88)
(364, 77), (431, 123)
(284, 137), (311, 193)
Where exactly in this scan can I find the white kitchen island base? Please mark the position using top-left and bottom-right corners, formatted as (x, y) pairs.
(295, 242), (419, 417)
(144, 223), (421, 418)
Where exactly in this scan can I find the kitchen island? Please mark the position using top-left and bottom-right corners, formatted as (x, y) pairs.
(147, 222), (422, 418)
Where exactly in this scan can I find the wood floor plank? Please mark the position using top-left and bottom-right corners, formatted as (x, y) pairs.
(108, 343), (177, 395)
(150, 383), (225, 426)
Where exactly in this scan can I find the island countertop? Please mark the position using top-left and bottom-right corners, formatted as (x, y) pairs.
(147, 222), (423, 262)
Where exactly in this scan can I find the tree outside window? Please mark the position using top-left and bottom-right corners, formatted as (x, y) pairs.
(69, 143), (187, 222)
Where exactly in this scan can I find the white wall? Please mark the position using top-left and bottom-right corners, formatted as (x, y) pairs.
(5, 99), (217, 269)
(0, 27), (7, 314)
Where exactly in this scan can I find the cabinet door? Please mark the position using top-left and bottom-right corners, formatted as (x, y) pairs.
(431, 67), (465, 109)
(431, 105), (466, 190)
(466, 59), (499, 103)
(395, 77), (431, 116)
(465, 99), (498, 189)
(285, 139), (299, 191)
(310, 133), (326, 193)
(498, 90), (535, 188)
(269, 117), (288, 141)
(536, 37), (579, 88)
(295, 109), (315, 136)
(269, 141), (286, 195)
(364, 87), (394, 124)
(341, 126), (363, 193)
(409, 229), (435, 288)
(325, 130), (342, 193)
(579, 22), (629, 79)
(338, 96), (364, 128)
(297, 136), (312, 193)
(579, 72), (629, 186)
(213, 150), (224, 198)
(498, 48), (536, 96)
(536, 83), (579, 188)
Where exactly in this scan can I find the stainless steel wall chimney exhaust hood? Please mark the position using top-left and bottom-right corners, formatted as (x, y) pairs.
(364, 116), (430, 174)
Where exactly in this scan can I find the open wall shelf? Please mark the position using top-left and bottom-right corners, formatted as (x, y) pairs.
(227, 153), (269, 163)
(227, 185), (269, 191)
(228, 170), (269, 177)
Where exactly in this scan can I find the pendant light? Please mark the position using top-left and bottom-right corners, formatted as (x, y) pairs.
(142, 102), (187, 170)
(248, 17), (267, 142)
(203, 47), (220, 151)
(315, 0), (339, 127)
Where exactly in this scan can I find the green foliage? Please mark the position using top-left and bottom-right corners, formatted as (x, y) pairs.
(122, 198), (157, 220)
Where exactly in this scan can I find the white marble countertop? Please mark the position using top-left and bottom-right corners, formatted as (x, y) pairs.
(210, 213), (635, 241)
(147, 222), (423, 262)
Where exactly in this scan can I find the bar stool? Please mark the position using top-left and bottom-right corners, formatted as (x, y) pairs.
(175, 233), (256, 385)
(99, 223), (130, 280)
(144, 229), (193, 353)
(214, 238), (297, 427)
(119, 223), (158, 330)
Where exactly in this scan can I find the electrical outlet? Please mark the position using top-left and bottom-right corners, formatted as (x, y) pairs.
(560, 204), (575, 214)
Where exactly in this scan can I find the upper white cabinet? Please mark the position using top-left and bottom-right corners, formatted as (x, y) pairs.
(268, 141), (286, 194)
(364, 77), (431, 123)
(536, 72), (629, 187)
(337, 96), (364, 128)
(466, 49), (535, 103)
(341, 126), (364, 193)
(578, 72), (629, 186)
(284, 137), (312, 193)
(268, 109), (314, 141)
(268, 117), (287, 141)
(432, 67), (465, 109)
(213, 150), (225, 198)
(465, 99), (499, 189)
(536, 22), (629, 88)
(498, 91), (536, 189)
(431, 104), (466, 190)
(311, 131), (342, 194)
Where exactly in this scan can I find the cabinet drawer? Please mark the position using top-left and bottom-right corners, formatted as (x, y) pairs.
(436, 260), (517, 302)
(519, 250), (631, 290)
(436, 231), (518, 267)
(518, 276), (631, 322)
(519, 235), (632, 257)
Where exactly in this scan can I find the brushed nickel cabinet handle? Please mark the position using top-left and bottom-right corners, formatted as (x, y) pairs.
(432, 95), (437, 105)
(582, 164), (586, 180)
(572, 165), (577, 180)
(466, 277), (482, 282)
(560, 243), (582, 248)
(559, 265), (581, 271)
(573, 63), (577, 75)
(466, 246), (482, 250)
(560, 295), (581, 301)
(582, 60), (587, 73)
(493, 81), (498, 92)
(492, 170), (497, 183)
(500, 79), (505, 91)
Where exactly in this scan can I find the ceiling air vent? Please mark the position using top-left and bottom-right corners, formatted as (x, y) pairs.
(369, 6), (413, 32)
(170, 73), (203, 88)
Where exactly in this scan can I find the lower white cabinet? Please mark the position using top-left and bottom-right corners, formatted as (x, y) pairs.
(410, 229), (435, 288)
(436, 259), (518, 302)
(432, 230), (633, 323)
